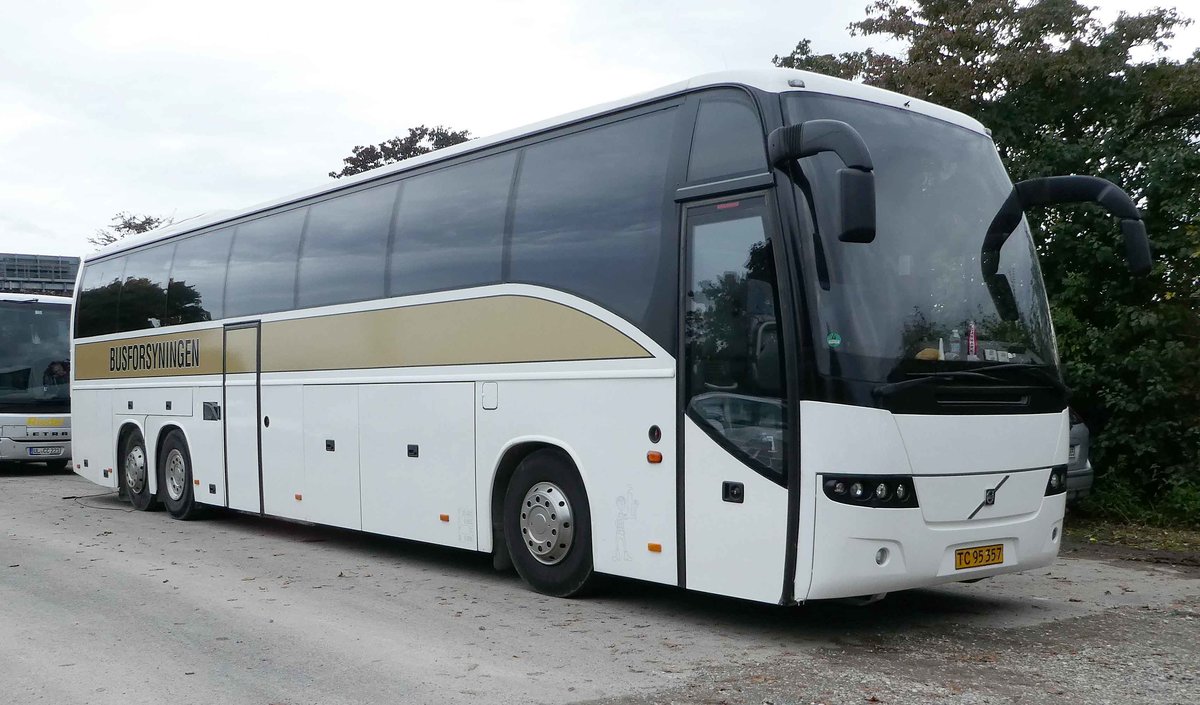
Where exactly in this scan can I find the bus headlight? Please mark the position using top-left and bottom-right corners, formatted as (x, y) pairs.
(822, 475), (919, 508)
(1045, 465), (1067, 496)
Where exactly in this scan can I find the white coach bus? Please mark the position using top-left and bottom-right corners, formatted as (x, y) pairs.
(1, 292), (72, 468)
(70, 69), (1150, 604)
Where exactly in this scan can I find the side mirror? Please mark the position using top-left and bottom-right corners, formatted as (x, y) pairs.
(768, 119), (877, 243)
(982, 175), (1152, 320)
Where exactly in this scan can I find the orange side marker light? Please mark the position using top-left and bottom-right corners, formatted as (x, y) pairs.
(439, 513), (450, 522)
(647, 543), (662, 553)
(647, 451), (663, 464)
(294, 493), (303, 501)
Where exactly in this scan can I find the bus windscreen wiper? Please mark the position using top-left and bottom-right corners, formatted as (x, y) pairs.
(970, 363), (1071, 396)
(872, 370), (1005, 398)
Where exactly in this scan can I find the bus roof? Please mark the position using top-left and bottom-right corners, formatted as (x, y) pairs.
(87, 67), (988, 262)
(0, 292), (73, 305)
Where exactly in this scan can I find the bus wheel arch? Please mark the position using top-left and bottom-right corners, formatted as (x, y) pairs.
(499, 445), (595, 597)
(117, 422), (158, 511)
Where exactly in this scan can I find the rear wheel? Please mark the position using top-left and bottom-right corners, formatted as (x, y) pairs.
(160, 430), (201, 520)
(121, 430), (158, 511)
(503, 449), (594, 597)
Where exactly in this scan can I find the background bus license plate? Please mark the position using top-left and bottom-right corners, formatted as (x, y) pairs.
(28, 447), (63, 456)
(955, 544), (1004, 569)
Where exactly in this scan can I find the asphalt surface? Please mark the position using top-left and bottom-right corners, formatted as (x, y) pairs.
(2, 465), (1196, 705)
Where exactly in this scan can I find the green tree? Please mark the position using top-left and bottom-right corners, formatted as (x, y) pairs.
(328, 125), (472, 179)
(776, 0), (1200, 523)
(89, 212), (174, 248)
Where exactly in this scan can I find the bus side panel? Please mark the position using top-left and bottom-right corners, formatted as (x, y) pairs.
(262, 384), (305, 520)
(302, 385), (362, 530)
(71, 388), (115, 488)
(475, 376), (677, 587)
(359, 382), (477, 549)
(188, 383), (226, 506)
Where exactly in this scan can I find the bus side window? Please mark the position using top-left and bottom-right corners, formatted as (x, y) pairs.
(167, 228), (233, 325)
(118, 243), (175, 332)
(297, 183), (397, 309)
(508, 108), (675, 333)
(686, 90), (768, 183)
(225, 208), (307, 319)
(76, 257), (127, 338)
(388, 153), (514, 297)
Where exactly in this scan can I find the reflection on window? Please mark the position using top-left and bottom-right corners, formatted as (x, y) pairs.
(687, 90), (767, 182)
(685, 201), (787, 482)
(167, 228), (233, 326)
(389, 153), (514, 296)
(225, 209), (307, 318)
(298, 184), (397, 309)
(509, 109), (675, 336)
(76, 258), (126, 338)
(118, 244), (174, 332)
(0, 302), (71, 408)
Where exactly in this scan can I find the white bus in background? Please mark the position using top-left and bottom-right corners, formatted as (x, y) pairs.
(0, 292), (72, 469)
(68, 68), (1150, 604)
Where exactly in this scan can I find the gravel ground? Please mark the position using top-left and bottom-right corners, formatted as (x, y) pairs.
(2, 465), (1197, 705)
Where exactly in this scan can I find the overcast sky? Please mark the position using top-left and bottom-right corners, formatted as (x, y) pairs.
(1, 0), (1195, 257)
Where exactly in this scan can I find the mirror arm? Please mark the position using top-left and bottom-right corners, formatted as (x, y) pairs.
(768, 119), (873, 171)
(981, 175), (1152, 321)
(768, 120), (877, 244)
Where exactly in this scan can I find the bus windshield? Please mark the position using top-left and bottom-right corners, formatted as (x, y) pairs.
(0, 300), (71, 411)
(784, 93), (1058, 391)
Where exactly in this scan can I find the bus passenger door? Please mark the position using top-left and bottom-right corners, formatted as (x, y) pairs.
(681, 195), (791, 604)
(223, 322), (262, 514)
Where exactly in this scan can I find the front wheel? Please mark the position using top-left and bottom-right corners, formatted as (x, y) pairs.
(503, 449), (594, 597)
(160, 430), (202, 520)
(121, 430), (158, 511)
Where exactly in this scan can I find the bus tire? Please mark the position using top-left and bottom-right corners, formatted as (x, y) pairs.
(160, 430), (201, 520)
(503, 448), (594, 598)
(121, 430), (158, 511)
(45, 459), (69, 472)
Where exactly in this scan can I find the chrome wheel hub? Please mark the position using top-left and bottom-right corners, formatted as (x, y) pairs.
(519, 482), (574, 565)
(164, 449), (186, 501)
(124, 445), (147, 494)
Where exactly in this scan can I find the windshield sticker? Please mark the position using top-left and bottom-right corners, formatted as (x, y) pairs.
(826, 331), (842, 349)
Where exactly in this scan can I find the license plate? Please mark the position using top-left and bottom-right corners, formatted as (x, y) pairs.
(28, 446), (64, 457)
(955, 543), (1004, 570)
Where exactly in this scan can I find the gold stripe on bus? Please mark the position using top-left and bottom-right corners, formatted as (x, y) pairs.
(75, 328), (224, 380)
(73, 295), (650, 380)
(260, 295), (650, 372)
(224, 327), (258, 374)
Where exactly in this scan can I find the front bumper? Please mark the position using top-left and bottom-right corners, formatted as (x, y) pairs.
(0, 437), (72, 463)
(806, 489), (1065, 600)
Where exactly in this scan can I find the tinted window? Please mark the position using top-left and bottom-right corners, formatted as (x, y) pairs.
(76, 257), (126, 338)
(166, 228), (233, 326)
(388, 153), (515, 296)
(118, 244), (174, 332)
(687, 90), (767, 182)
(297, 184), (397, 309)
(685, 198), (787, 483)
(509, 109), (675, 332)
(225, 209), (307, 318)
(0, 301), (71, 411)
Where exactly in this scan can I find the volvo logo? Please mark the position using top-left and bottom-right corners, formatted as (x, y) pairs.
(968, 475), (1010, 519)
